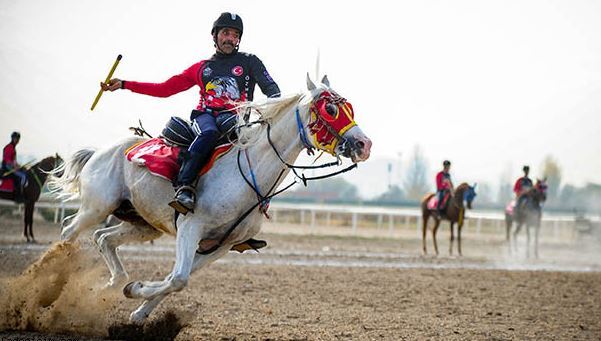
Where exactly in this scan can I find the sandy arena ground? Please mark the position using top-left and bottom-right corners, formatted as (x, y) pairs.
(0, 214), (600, 340)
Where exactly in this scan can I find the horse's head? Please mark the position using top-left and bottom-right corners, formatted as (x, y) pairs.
(458, 182), (477, 209)
(535, 178), (548, 202)
(38, 153), (64, 175)
(305, 74), (372, 163)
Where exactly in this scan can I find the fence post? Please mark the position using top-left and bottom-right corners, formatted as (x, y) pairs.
(311, 210), (316, 230)
(60, 203), (65, 224)
(388, 214), (394, 237)
(272, 209), (278, 223)
(326, 212), (331, 227)
(352, 212), (357, 235)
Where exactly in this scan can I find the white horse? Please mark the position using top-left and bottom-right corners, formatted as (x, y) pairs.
(49, 75), (372, 323)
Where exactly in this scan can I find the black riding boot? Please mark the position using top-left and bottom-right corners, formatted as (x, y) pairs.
(169, 150), (211, 214)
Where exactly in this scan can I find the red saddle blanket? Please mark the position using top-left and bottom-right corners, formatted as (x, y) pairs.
(125, 138), (233, 181)
(0, 177), (15, 192)
(427, 192), (450, 211)
(505, 200), (516, 216)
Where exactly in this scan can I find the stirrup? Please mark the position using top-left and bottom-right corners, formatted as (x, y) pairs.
(168, 185), (197, 215)
(230, 238), (267, 253)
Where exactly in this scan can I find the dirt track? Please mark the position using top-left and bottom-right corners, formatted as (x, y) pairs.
(1, 216), (600, 340)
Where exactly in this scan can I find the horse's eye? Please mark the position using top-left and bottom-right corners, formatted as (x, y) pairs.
(325, 103), (338, 116)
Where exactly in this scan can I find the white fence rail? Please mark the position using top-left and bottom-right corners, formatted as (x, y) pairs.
(1, 198), (598, 242)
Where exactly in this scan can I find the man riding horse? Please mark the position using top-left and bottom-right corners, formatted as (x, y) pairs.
(101, 12), (281, 215)
(513, 165), (533, 210)
(435, 160), (454, 215)
(2, 131), (27, 202)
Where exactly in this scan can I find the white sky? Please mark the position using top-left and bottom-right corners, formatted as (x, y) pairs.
(1, 0), (600, 198)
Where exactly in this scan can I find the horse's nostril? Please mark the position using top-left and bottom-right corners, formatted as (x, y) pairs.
(355, 140), (365, 149)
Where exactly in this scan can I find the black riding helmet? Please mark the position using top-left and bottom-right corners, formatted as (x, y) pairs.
(523, 165), (530, 172)
(443, 160), (451, 167)
(11, 131), (20, 139)
(211, 12), (244, 39)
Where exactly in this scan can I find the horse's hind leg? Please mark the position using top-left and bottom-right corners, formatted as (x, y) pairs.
(505, 214), (512, 242)
(128, 245), (230, 323)
(94, 222), (162, 288)
(422, 213), (429, 255)
(512, 223), (522, 254)
(534, 224), (540, 259)
(61, 205), (112, 242)
(449, 222), (455, 256)
(432, 219), (441, 256)
(24, 203), (33, 242)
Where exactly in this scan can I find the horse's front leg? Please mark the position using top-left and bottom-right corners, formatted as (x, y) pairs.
(124, 220), (202, 300)
(128, 244), (230, 323)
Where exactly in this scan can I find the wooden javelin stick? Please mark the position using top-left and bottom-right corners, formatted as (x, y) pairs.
(90, 54), (122, 111)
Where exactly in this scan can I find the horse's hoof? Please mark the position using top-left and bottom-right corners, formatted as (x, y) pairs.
(129, 310), (149, 324)
(123, 281), (141, 298)
(104, 275), (129, 290)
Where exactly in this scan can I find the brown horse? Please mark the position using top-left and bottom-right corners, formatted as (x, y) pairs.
(0, 154), (62, 242)
(420, 182), (477, 256)
(505, 179), (547, 258)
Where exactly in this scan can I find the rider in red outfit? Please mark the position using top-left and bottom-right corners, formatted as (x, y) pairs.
(101, 12), (280, 215)
(435, 160), (454, 214)
(513, 165), (533, 208)
(2, 132), (26, 202)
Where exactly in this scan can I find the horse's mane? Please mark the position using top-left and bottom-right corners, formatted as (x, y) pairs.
(455, 182), (470, 193)
(231, 92), (306, 148)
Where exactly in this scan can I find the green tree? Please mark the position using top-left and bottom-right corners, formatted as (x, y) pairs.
(540, 155), (562, 203)
(403, 145), (430, 201)
(372, 185), (405, 204)
(286, 177), (360, 203)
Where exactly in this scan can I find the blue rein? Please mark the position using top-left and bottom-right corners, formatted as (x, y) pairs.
(295, 108), (314, 154)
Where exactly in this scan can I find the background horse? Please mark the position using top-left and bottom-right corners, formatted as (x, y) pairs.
(505, 179), (547, 258)
(0, 154), (62, 242)
(421, 183), (477, 256)
(49, 75), (372, 323)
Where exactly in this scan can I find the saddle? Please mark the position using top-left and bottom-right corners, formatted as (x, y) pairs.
(124, 115), (238, 182)
(0, 176), (15, 193)
(505, 200), (516, 216)
(427, 192), (451, 211)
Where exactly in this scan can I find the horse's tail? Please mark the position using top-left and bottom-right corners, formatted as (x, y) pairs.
(48, 148), (95, 201)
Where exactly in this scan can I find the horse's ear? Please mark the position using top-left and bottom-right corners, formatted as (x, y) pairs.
(306, 73), (316, 91)
(321, 74), (330, 87)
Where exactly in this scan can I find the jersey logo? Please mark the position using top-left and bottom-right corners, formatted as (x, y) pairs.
(203, 67), (213, 77)
(231, 65), (244, 76)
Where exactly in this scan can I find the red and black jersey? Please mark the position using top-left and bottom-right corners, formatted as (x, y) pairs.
(2, 142), (16, 170)
(513, 176), (533, 194)
(436, 171), (452, 191)
(124, 51), (280, 113)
